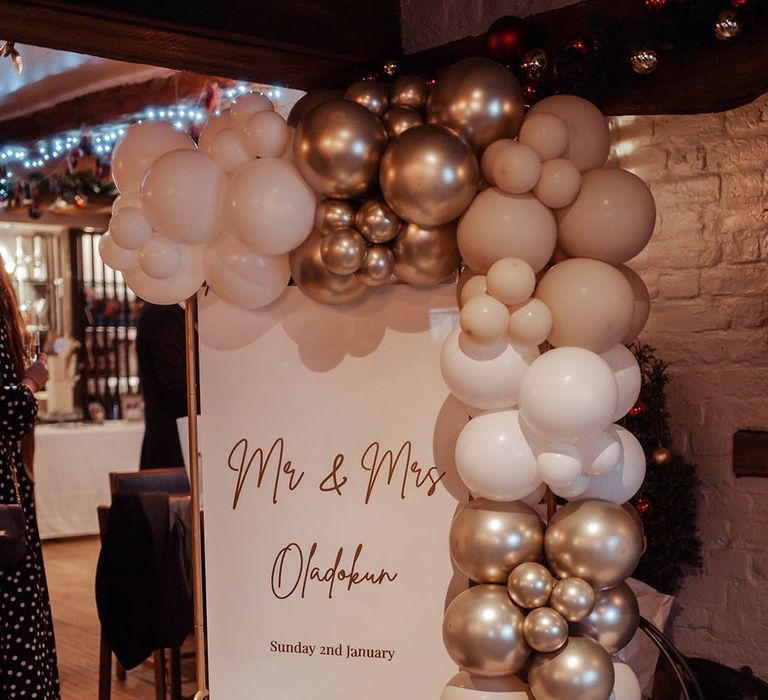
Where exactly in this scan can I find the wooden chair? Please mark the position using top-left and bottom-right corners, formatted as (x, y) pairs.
(97, 467), (189, 700)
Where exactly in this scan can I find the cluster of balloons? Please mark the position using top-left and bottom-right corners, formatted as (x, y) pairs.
(442, 499), (644, 700)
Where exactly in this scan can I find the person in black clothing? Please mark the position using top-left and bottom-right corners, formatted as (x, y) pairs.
(136, 302), (189, 469)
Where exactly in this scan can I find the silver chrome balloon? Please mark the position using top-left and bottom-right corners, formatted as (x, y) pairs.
(382, 106), (423, 139)
(355, 245), (395, 287)
(355, 197), (402, 244)
(315, 199), (357, 235)
(391, 74), (429, 110)
(549, 576), (595, 622)
(392, 220), (461, 286)
(507, 562), (555, 609)
(344, 81), (390, 117)
(320, 227), (366, 275)
(571, 581), (639, 653)
(287, 89), (344, 127)
(523, 607), (568, 653)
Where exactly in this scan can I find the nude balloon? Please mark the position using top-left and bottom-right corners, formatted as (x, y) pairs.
(617, 265), (651, 343)
(460, 294), (510, 342)
(519, 112), (568, 161)
(492, 143), (542, 195)
(533, 158), (582, 209)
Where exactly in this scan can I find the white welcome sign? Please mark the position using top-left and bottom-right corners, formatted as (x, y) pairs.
(199, 285), (469, 699)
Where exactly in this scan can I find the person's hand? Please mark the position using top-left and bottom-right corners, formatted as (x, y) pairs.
(23, 353), (48, 393)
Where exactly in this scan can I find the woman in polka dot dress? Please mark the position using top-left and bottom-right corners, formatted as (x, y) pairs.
(0, 265), (60, 698)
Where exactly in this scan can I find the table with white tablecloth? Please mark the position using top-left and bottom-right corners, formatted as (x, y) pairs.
(33, 420), (144, 539)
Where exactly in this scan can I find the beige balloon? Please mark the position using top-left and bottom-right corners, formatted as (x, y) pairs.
(294, 99), (388, 199)
(449, 499), (544, 583)
(534, 158), (582, 209)
(492, 143), (542, 195)
(382, 106), (424, 138)
(380, 124), (479, 227)
(486, 257), (536, 306)
(523, 607), (568, 653)
(392, 221), (461, 285)
(354, 197), (402, 243)
(616, 265), (651, 343)
(458, 189), (557, 273)
(571, 581), (639, 653)
(556, 168), (656, 264)
(355, 244), (394, 287)
(519, 112), (569, 161)
(441, 671), (533, 699)
(535, 258), (635, 353)
(315, 199), (357, 235)
(460, 294), (510, 342)
(528, 637), (615, 700)
(508, 298), (553, 346)
(544, 500), (644, 591)
(391, 74), (429, 110)
(287, 89), (344, 127)
(459, 274), (487, 307)
(456, 266), (480, 306)
(549, 577), (596, 622)
(320, 227), (366, 274)
(442, 585), (531, 676)
(289, 228), (368, 305)
(528, 95), (611, 172)
(344, 80), (390, 116)
(427, 57), (525, 153)
(507, 562), (555, 609)
(481, 138), (516, 185)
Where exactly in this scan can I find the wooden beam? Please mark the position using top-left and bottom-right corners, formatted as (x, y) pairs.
(0, 73), (218, 144)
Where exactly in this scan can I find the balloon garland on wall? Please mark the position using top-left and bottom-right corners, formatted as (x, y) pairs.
(102, 55), (657, 700)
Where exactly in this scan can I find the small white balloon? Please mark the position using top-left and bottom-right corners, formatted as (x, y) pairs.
(441, 327), (539, 410)
(537, 444), (585, 488)
(242, 110), (290, 158)
(99, 233), (138, 272)
(508, 299), (553, 346)
(198, 109), (232, 155)
(109, 206), (152, 250)
(230, 92), (273, 130)
(581, 425), (623, 476)
(486, 257), (536, 306)
(609, 662), (642, 700)
(455, 409), (542, 501)
(601, 344), (642, 421)
(576, 426), (646, 503)
(550, 474), (591, 499)
(138, 238), (182, 280)
(480, 138), (516, 185)
(533, 158), (582, 209)
(123, 245), (205, 304)
(492, 143), (542, 195)
(210, 128), (250, 173)
(460, 294), (510, 343)
(518, 112), (568, 161)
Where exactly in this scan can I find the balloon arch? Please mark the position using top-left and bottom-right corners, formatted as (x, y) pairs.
(102, 57), (665, 700)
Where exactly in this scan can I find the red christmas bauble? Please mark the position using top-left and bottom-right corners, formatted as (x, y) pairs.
(486, 16), (528, 62)
(567, 33), (593, 55)
(643, 0), (667, 11)
(521, 80), (543, 106)
(635, 497), (652, 517)
(628, 400), (646, 418)
(730, 0), (748, 6)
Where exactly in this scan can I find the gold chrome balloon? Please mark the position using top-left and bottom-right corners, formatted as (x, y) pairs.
(426, 57), (525, 153)
(320, 227), (366, 275)
(355, 197), (402, 243)
(391, 74), (429, 110)
(442, 585), (531, 676)
(571, 581), (639, 653)
(382, 106), (424, 139)
(523, 607), (568, 653)
(287, 89), (344, 127)
(450, 499), (544, 584)
(528, 637), (615, 700)
(507, 562), (555, 609)
(549, 577), (595, 622)
(315, 199), (357, 235)
(545, 500), (644, 591)
(294, 99), (388, 199)
(289, 228), (368, 305)
(380, 124), (478, 227)
(392, 221), (461, 286)
(344, 81), (390, 117)
(356, 244), (394, 287)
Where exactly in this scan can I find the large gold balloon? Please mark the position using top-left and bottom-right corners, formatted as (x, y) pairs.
(450, 499), (544, 584)
(382, 106), (424, 139)
(294, 99), (388, 199)
(355, 245), (394, 287)
(523, 607), (568, 653)
(545, 500), (644, 591)
(571, 582), (639, 653)
(391, 74), (429, 110)
(315, 199), (357, 234)
(443, 585), (531, 676)
(320, 227), (366, 275)
(392, 221), (461, 286)
(507, 562), (555, 609)
(355, 197), (402, 243)
(427, 57), (525, 153)
(549, 577), (595, 623)
(287, 89), (344, 127)
(528, 637), (615, 700)
(380, 124), (479, 227)
(289, 228), (368, 305)
(344, 81), (390, 116)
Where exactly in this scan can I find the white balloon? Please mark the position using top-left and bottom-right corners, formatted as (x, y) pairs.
(109, 206), (152, 250)
(98, 233), (138, 272)
(581, 425), (623, 476)
(123, 245), (204, 304)
(141, 149), (228, 245)
(550, 474), (591, 499)
(111, 121), (195, 194)
(230, 158), (316, 256)
(576, 426), (646, 504)
(440, 327), (539, 410)
(518, 112), (568, 161)
(210, 128), (250, 173)
(491, 143), (542, 195)
(519, 347), (618, 442)
(203, 235), (290, 309)
(138, 238), (182, 279)
(455, 409), (542, 501)
(242, 110), (290, 158)
(601, 344), (642, 421)
(111, 191), (141, 215)
(230, 92), (274, 130)
(520, 482), (547, 507)
(537, 443), (585, 488)
(199, 109), (232, 155)
(609, 663), (642, 700)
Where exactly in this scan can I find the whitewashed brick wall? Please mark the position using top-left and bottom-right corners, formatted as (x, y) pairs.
(611, 96), (768, 678)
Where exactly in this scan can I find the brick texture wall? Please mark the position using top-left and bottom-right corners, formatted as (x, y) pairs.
(611, 96), (768, 678)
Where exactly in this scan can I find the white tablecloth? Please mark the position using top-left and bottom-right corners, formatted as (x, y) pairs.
(33, 420), (144, 539)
